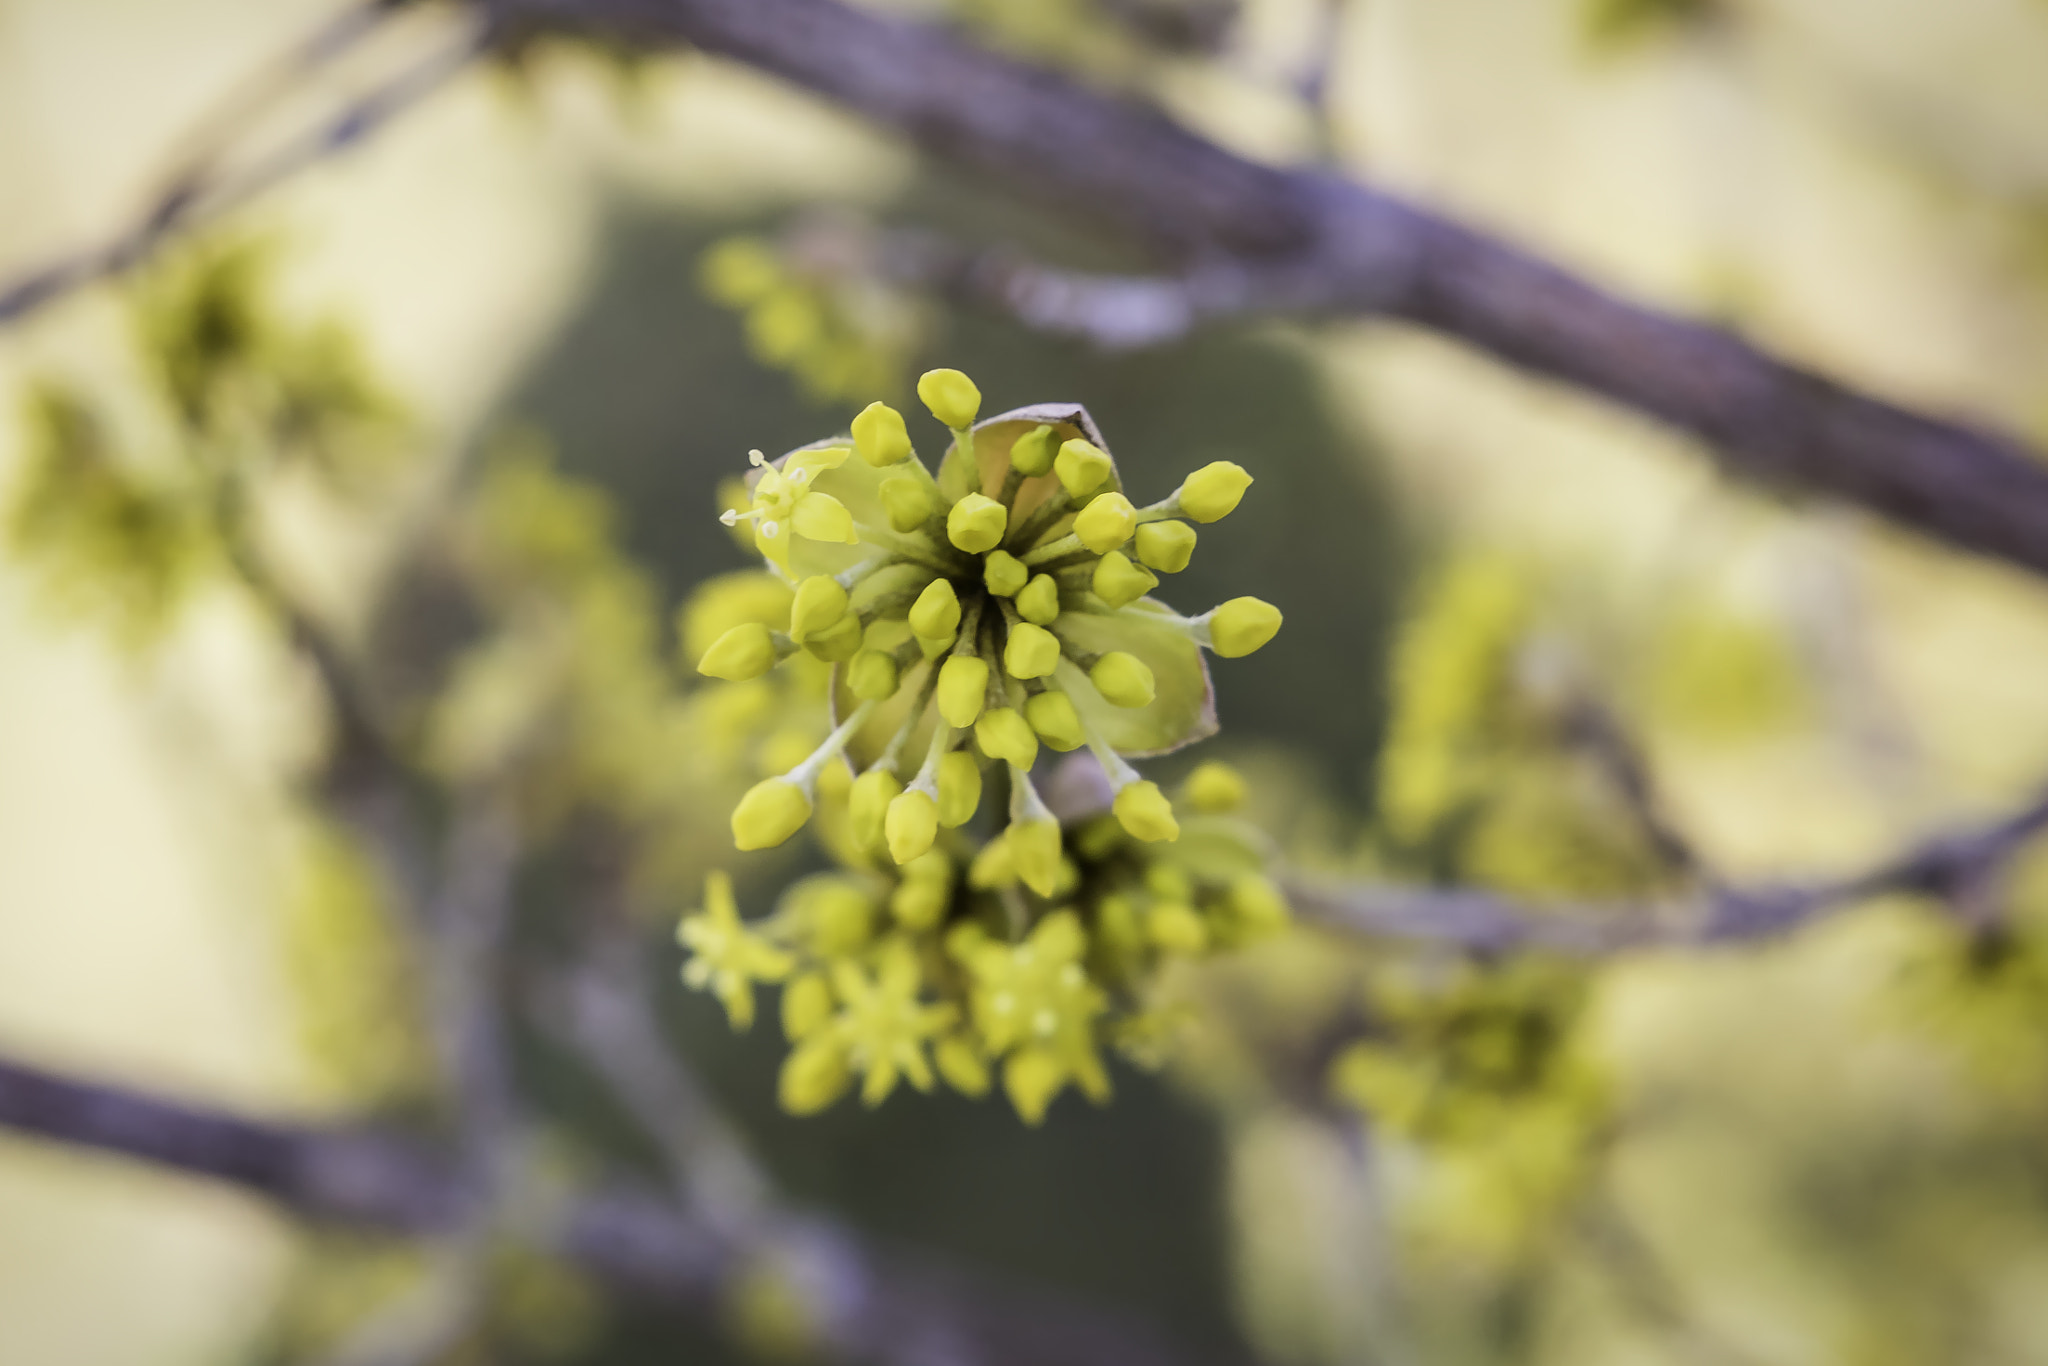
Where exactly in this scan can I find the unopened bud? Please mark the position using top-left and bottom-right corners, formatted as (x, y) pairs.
(885, 788), (940, 864)
(1148, 902), (1207, 952)
(909, 577), (961, 640)
(881, 475), (935, 532)
(917, 368), (981, 429)
(848, 649), (901, 700)
(1227, 874), (1290, 937)
(779, 1040), (852, 1115)
(1090, 652), (1155, 708)
(852, 400), (913, 466)
(937, 750), (983, 827)
(983, 550), (1028, 598)
(1074, 491), (1136, 553)
(802, 612), (863, 662)
(782, 973), (835, 1040)
(849, 768), (902, 851)
(698, 623), (778, 680)
(968, 835), (1017, 889)
(1008, 818), (1062, 897)
(790, 575), (848, 643)
(974, 709), (1039, 768)
(1178, 461), (1252, 522)
(1025, 691), (1086, 751)
(1009, 424), (1059, 476)
(1054, 439), (1111, 498)
(947, 492), (1008, 554)
(1016, 573), (1060, 625)
(1004, 622), (1061, 680)
(891, 850), (951, 928)
(1184, 760), (1247, 813)
(1091, 551), (1156, 610)
(1112, 779), (1179, 842)
(733, 777), (813, 850)
(937, 655), (990, 727)
(1208, 597), (1282, 657)
(1134, 520), (1196, 573)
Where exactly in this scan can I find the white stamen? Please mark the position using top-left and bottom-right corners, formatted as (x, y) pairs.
(788, 467), (809, 484)
(761, 521), (780, 539)
(749, 448), (768, 467)
(719, 509), (740, 526)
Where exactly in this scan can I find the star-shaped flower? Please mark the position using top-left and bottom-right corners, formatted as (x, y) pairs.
(678, 870), (794, 1029)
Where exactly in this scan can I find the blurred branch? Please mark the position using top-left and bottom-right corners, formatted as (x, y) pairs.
(0, 1051), (1249, 1366)
(1557, 692), (1709, 884)
(1289, 781), (2048, 954)
(0, 2), (490, 328)
(502, 0), (2048, 582)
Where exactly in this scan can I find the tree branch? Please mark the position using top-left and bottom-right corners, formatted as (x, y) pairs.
(502, 0), (2048, 581)
(0, 1052), (1245, 1366)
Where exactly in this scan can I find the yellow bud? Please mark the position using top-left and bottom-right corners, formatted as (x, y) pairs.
(848, 649), (901, 700)
(733, 777), (813, 850)
(1178, 461), (1252, 522)
(885, 788), (940, 864)
(1148, 902), (1208, 953)
(936, 1035), (991, 1096)
(817, 758), (853, 800)
(1208, 597), (1282, 657)
(852, 400), (913, 466)
(698, 623), (778, 681)
(917, 367), (981, 429)
(1227, 874), (1290, 937)
(779, 1038), (852, 1115)
(1025, 691), (1086, 751)
(1134, 520), (1196, 573)
(880, 475), (935, 532)
(968, 835), (1017, 889)
(1113, 780), (1179, 842)
(1009, 423), (1059, 477)
(1074, 491), (1136, 553)
(891, 850), (951, 927)
(1004, 622), (1061, 679)
(946, 492), (1008, 553)
(782, 973), (835, 1040)
(983, 550), (1028, 597)
(849, 768), (902, 851)
(974, 708), (1039, 768)
(799, 880), (876, 955)
(1090, 551), (1156, 610)
(1009, 818), (1062, 897)
(1184, 760), (1247, 813)
(937, 655), (990, 727)
(699, 237), (782, 306)
(1016, 573), (1060, 625)
(802, 612), (863, 662)
(937, 750), (983, 827)
(908, 577), (961, 640)
(1090, 652), (1155, 708)
(1055, 439), (1112, 498)
(790, 576), (848, 643)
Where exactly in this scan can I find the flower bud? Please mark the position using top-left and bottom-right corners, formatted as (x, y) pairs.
(790, 575), (848, 643)
(1148, 902), (1208, 953)
(937, 750), (983, 827)
(1208, 596), (1282, 657)
(1016, 575), (1060, 626)
(1184, 760), (1246, 813)
(782, 973), (835, 1040)
(779, 1039), (852, 1115)
(802, 612), (863, 662)
(1074, 491), (1136, 553)
(946, 492), (1008, 554)
(698, 623), (778, 680)
(1025, 691), (1086, 751)
(849, 768), (902, 851)
(1178, 461), (1252, 522)
(1113, 780), (1179, 842)
(891, 850), (951, 928)
(801, 880), (876, 955)
(881, 475), (935, 532)
(938, 655), (991, 727)
(1008, 818), (1062, 897)
(909, 577), (961, 640)
(1134, 520), (1195, 573)
(917, 368), (981, 429)
(974, 708), (1039, 768)
(1090, 652), (1155, 708)
(852, 400), (913, 466)
(983, 550), (1028, 598)
(1227, 874), (1290, 938)
(1091, 552), (1156, 610)
(968, 836), (1017, 889)
(733, 777), (813, 850)
(885, 788), (940, 864)
(1004, 622), (1061, 679)
(848, 649), (901, 700)
(1009, 424), (1059, 477)
(1054, 439), (1111, 498)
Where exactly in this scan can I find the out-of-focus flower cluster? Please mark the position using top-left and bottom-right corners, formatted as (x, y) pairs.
(676, 368), (1287, 1121)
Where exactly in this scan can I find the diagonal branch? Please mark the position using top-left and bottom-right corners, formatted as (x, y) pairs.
(0, 1053), (1246, 1366)
(501, 0), (2048, 582)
